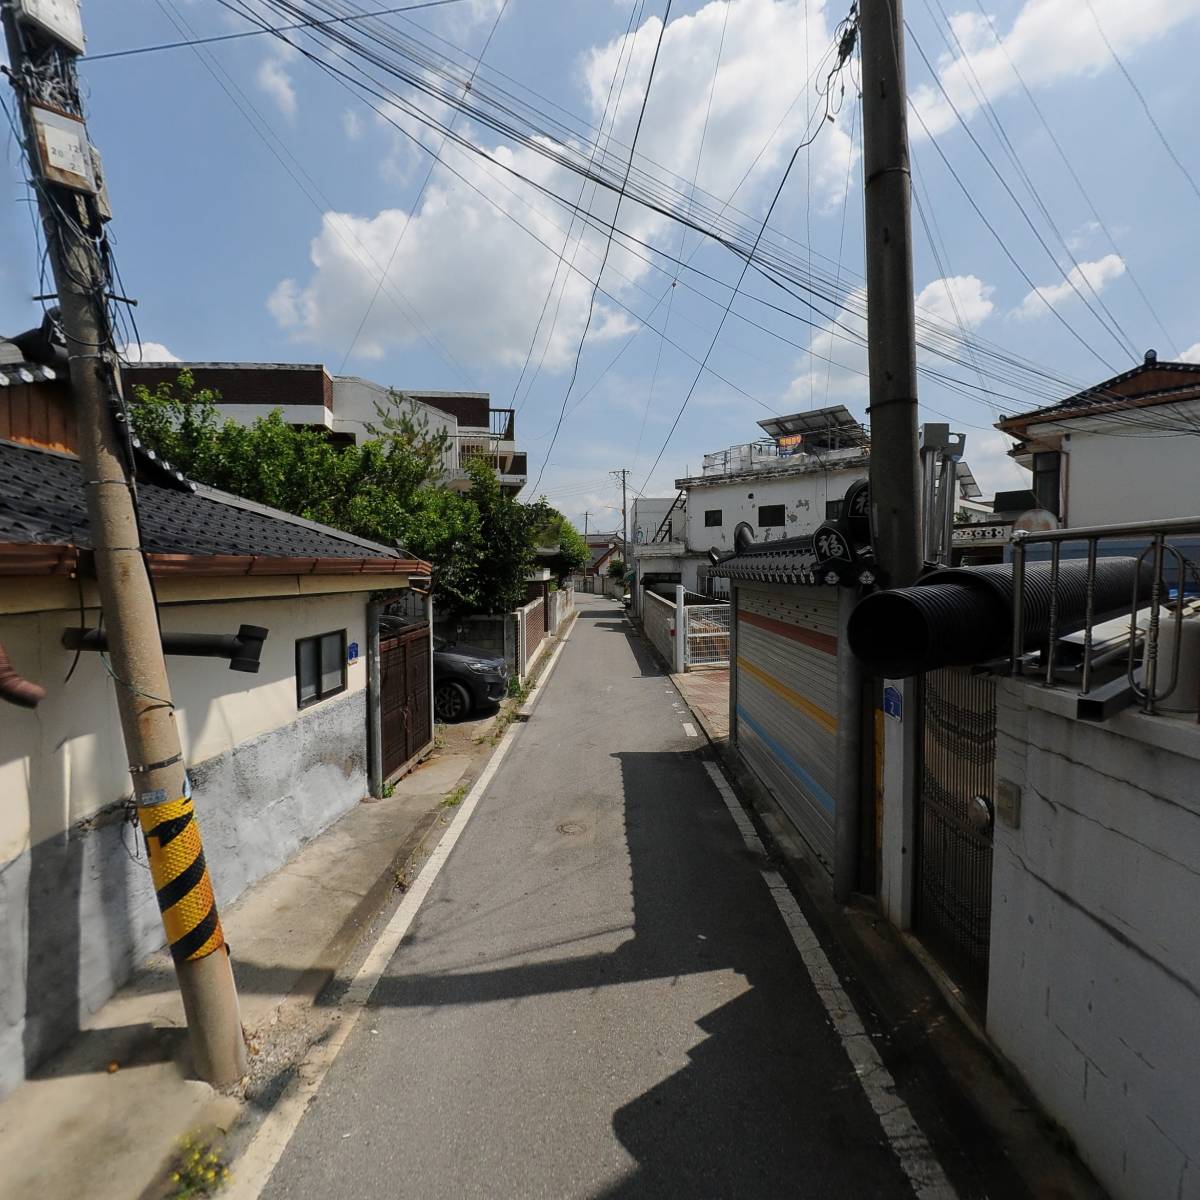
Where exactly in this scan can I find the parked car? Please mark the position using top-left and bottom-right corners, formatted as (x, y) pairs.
(432, 635), (509, 721)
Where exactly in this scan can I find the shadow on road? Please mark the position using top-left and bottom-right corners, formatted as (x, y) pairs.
(358, 746), (907, 1197)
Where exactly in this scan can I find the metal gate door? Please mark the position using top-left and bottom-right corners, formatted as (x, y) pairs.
(380, 624), (431, 780)
(915, 666), (996, 1004)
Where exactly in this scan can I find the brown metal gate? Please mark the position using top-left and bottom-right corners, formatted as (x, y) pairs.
(915, 665), (996, 1005)
(380, 624), (432, 780)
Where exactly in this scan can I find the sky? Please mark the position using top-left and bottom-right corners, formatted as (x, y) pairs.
(3, 0), (1200, 534)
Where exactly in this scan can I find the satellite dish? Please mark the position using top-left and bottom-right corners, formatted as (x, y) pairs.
(1013, 508), (1060, 534)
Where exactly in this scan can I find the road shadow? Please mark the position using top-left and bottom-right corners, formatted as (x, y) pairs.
(360, 747), (907, 1196)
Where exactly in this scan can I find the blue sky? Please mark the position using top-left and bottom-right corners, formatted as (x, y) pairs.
(3, 0), (1199, 533)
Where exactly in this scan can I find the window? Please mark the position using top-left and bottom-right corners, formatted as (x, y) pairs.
(704, 509), (722, 527)
(757, 504), (786, 528)
(1032, 451), (1061, 517)
(825, 499), (843, 520)
(297, 630), (347, 708)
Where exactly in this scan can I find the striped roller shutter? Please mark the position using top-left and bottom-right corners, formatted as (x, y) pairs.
(735, 586), (840, 876)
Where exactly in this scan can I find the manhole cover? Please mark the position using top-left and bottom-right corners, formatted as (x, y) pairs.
(556, 821), (586, 836)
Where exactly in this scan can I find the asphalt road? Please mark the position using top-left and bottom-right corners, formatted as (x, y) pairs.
(261, 600), (925, 1199)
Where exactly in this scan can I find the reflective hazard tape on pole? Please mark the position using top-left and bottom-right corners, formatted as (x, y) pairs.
(139, 795), (225, 962)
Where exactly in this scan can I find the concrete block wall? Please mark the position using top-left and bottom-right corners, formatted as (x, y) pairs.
(991, 681), (1200, 1200)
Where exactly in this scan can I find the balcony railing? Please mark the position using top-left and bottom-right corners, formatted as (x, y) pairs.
(1010, 515), (1200, 718)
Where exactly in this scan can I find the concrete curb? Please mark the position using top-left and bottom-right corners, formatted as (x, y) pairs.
(516, 609), (577, 721)
(675, 679), (1104, 1200)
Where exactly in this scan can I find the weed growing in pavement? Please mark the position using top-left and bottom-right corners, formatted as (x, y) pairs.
(441, 784), (468, 809)
(507, 676), (530, 701)
(165, 1134), (230, 1198)
(381, 781), (395, 799)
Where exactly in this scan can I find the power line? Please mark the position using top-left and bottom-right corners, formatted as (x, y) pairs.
(531, 0), (675, 496)
(84, 0), (468, 61)
(1083, 0), (1200, 210)
(335, 0), (512, 371)
(969, 0), (1177, 355)
(906, 22), (1124, 370)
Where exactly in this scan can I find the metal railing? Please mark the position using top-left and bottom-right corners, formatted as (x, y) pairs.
(1011, 515), (1200, 716)
(685, 603), (730, 668)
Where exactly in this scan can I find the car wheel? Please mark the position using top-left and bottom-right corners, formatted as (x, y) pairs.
(435, 680), (472, 722)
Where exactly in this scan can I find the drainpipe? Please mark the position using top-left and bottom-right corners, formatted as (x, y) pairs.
(366, 597), (384, 799)
(834, 587), (864, 904)
(424, 589), (435, 750)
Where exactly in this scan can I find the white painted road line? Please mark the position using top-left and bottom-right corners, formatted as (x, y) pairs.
(229, 723), (525, 1199)
(682, 722), (698, 738)
(702, 762), (956, 1200)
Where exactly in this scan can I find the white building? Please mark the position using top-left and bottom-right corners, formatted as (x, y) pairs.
(633, 406), (872, 598)
(125, 363), (529, 497)
(996, 351), (1200, 527)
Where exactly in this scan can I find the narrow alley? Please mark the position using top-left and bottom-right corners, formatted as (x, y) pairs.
(255, 600), (949, 1199)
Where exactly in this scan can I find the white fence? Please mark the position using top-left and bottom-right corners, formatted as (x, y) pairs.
(642, 589), (676, 665)
(685, 603), (731, 668)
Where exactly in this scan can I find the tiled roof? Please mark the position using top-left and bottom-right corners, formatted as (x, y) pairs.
(998, 358), (1200, 428)
(0, 338), (59, 386)
(0, 438), (417, 566)
(709, 534), (828, 585)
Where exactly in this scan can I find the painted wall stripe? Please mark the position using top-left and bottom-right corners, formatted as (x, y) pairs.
(737, 655), (838, 734)
(736, 705), (836, 814)
(738, 606), (838, 655)
(702, 762), (956, 1200)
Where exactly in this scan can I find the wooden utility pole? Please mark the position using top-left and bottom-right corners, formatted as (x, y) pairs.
(860, 0), (921, 588)
(2, 3), (245, 1084)
(583, 511), (590, 536)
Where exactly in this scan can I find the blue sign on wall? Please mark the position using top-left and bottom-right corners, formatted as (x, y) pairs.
(347, 641), (360, 664)
(883, 685), (903, 722)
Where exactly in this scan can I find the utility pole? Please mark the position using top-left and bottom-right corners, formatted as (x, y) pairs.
(611, 469), (629, 580)
(583, 511), (590, 536)
(860, 0), (922, 589)
(2, 3), (245, 1084)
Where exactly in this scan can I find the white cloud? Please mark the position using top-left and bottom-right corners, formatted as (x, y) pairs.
(121, 341), (180, 363)
(1066, 219), (1102, 252)
(915, 274), (995, 329)
(787, 274), (995, 407)
(267, 137), (639, 369)
(963, 429), (1030, 497)
(1179, 342), (1200, 363)
(910, 0), (1200, 139)
(342, 109), (363, 141)
(1014, 253), (1125, 320)
(257, 55), (297, 120)
(269, 0), (859, 372)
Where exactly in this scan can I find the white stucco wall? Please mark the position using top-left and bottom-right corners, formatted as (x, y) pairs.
(330, 376), (458, 465)
(990, 681), (1200, 1200)
(631, 497), (678, 545)
(683, 464), (867, 553)
(0, 588), (378, 1094)
(1059, 422), (1200, 526)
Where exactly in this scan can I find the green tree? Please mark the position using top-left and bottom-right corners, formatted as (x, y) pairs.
(128, 371), (547, 617)
(533, 508), (588, 580)
(608, 558), (626, 582)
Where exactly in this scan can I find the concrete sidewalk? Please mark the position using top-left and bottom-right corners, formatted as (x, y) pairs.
(0, 702), (511, 1200)
(671, 666), (729, 743)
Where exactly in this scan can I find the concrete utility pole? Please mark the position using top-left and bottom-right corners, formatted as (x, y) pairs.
(583, 511), (590, 536)
(611, 469), (629, 579)
(860, 0), (922, 588)
(2, 3), (245, 1084)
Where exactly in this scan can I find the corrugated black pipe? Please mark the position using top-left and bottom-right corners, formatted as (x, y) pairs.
(848, 558), (1152, 677)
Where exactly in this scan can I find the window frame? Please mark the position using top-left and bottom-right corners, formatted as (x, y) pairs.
(757, 503), (786, 528)
(1032, 451), (1061, 517)
(703, 508), (723, 528)
(296, 629), (348, 710)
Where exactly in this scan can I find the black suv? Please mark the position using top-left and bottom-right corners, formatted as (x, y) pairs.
(432, 635), (509, 721)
